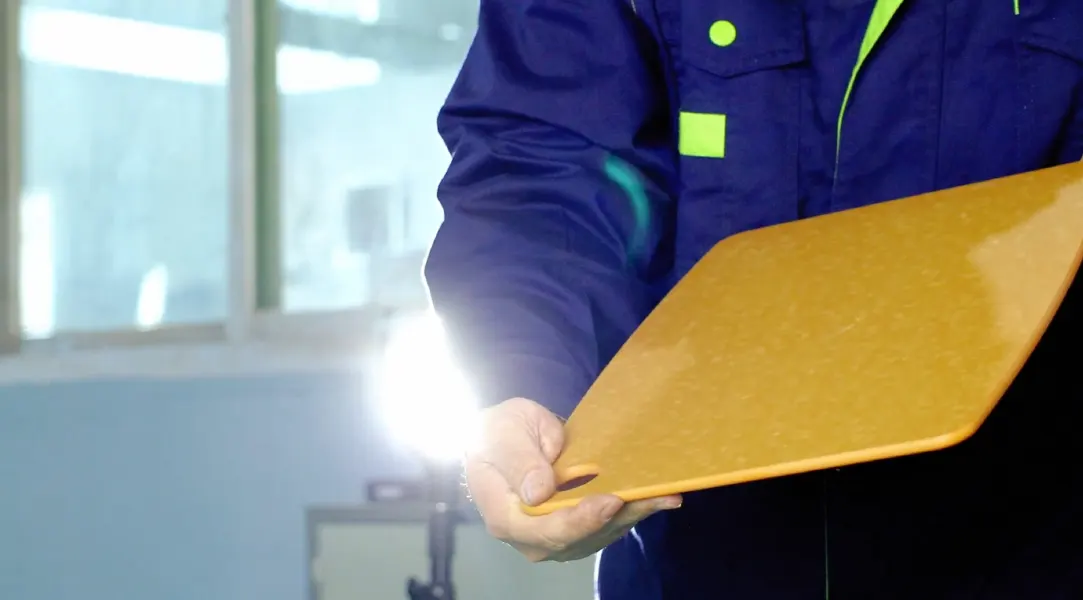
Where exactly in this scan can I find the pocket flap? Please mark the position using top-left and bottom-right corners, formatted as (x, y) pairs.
(680, 0), (807, 78)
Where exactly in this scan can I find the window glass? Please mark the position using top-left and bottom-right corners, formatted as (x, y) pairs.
(20, 0), (230, 337)
(277, 0), (477, 312)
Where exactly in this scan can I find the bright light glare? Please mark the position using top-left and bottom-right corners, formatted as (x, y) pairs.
(377, 311), (479, 463)
(135, 264), (169, 329)
(355, 0), (381, 24)
(283, 0), (379, 21)
(20, 191), (55, 339)
(21, 7), (381, 93)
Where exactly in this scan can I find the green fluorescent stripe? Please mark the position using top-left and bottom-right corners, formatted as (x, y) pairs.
(835, 0), (905, 164)
(679, 111), (727, 159)
(1014, 0), (1020, 15)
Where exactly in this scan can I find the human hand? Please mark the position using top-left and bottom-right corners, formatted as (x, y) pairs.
(465, 397), (682, 562)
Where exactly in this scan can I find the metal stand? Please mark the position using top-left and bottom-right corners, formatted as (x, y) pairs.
(406, 461), (463, 600)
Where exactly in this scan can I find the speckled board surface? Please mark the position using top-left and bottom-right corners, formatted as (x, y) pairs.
(525, 163), (1083, 516)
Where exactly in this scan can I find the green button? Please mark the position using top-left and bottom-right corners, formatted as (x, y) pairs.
(709, 20), (737, 47)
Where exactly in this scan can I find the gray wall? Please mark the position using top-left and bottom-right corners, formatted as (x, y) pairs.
(0, 371), (427, 600)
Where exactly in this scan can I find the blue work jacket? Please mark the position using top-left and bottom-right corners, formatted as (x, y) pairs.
(426, 0), (1083, 597)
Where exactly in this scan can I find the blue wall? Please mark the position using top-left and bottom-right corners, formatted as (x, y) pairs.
(0, 372), (420, 600)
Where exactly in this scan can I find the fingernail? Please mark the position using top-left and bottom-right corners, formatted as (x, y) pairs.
(659, 497), (682, 510)
(520, 470), (544, 505)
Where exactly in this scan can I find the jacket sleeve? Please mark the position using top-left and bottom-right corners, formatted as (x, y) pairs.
(424, 0), (676, 419)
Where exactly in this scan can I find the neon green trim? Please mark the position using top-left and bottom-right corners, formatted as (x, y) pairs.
(709, 20), (737, 47)
(679, 112), (727, 159)
(835, 0), (905, 165)
(1013, 0), (1020, 15)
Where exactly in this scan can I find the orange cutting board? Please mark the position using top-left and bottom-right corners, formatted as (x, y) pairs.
(524, 163), (1083, 516)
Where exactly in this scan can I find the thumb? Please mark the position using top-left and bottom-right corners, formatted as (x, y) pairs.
(478, 398), (566, 506)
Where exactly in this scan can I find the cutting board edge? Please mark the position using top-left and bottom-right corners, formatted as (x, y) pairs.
(520, 423), (983, 516)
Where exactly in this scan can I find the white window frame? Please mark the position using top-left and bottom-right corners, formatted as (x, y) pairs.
(0, 0), (424, 384)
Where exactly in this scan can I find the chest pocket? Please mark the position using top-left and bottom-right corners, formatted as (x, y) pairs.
(1017, 0), (1083, 167)
(659, 0), (806, 264)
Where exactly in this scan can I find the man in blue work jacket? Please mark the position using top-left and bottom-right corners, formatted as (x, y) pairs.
(425, 0), (1083, 597)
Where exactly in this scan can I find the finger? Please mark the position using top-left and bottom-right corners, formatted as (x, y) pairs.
(467, 459), (621, 548)
(550, 520), (638, 563)
(607, 495), (682, 530)
(476, 399), (565, 506)
(464, 458), (518, 532)
(471, 469), (681, 562)
(532, 495), (682, 563)
(509, 494), (626, 560)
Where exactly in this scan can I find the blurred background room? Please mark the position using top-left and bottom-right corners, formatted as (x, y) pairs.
(0, 1), (594, 598)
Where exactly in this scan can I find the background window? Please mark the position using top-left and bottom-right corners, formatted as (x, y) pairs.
(276, 0), (478, 313)
(19, 0), (230, 338)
